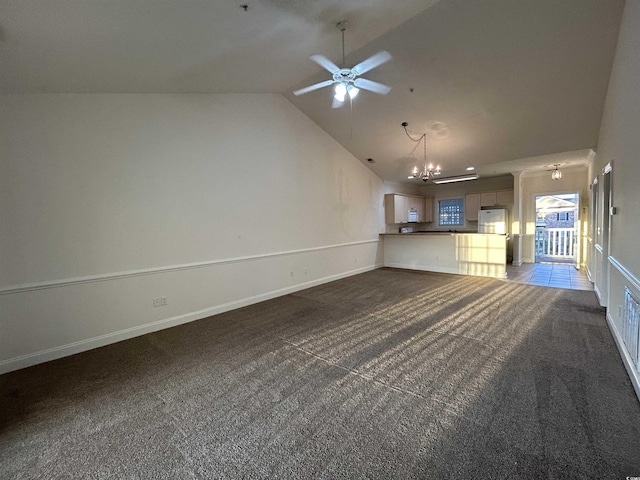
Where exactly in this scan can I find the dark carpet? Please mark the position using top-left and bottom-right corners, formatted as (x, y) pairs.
(1, 268), (640, 479)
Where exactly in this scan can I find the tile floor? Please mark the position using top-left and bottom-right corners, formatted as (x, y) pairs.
(505, 262), (593, 291)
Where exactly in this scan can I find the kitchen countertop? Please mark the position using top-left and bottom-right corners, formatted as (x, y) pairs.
(380, 231), (506, 236)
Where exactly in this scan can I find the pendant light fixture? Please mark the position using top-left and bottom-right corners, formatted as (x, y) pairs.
(402, 122), (441, 182)
(551, 164), (562, 180)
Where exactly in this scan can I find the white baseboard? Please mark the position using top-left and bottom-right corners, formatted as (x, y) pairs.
(0, 263), (382, 375)
(594, 284), (605, 306)
(606, 311), (640, 402)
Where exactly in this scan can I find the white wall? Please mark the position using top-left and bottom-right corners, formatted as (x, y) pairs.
(0, 93), (385, 373)
(592, 0), (640, 399)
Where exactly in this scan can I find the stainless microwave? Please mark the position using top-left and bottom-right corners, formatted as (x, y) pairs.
(408, 209), (419, 223)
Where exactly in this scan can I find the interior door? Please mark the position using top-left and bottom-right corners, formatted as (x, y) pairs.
(593, 164), (612, 306)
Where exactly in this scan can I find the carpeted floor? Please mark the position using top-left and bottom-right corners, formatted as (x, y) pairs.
(1, 268), (640, 479)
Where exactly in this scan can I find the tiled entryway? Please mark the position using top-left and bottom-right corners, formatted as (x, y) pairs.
(505, 263), (593, 291)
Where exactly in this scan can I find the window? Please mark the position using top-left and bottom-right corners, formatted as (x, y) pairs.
(558, 212), (569, 221)
(439, 198), (464, 226)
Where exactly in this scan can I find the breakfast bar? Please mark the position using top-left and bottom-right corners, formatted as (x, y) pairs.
(381, 232), (508, 279)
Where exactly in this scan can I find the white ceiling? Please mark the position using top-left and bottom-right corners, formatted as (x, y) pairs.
(0, 0), (625, 184)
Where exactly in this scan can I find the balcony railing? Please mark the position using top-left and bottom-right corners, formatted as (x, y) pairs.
(535, 227), (575, 258)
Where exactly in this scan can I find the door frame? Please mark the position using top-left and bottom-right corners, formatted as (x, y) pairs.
(532, 191), (580, 267)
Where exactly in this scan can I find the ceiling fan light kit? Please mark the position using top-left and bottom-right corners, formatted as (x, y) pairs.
(551, 164), (562, 180)
(334, 82), (359, 102)
(293, 21), (392, 108)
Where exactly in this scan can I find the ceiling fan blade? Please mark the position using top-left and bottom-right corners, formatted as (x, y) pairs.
(331, 96), (345, 109)
(353, 77), (391, 95)
(310, 54), (341, 74)
(293, 79), (335, 96)
(351, 50), (392, 76)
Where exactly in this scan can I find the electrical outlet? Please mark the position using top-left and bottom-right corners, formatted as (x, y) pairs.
(153, 297), (167, 307)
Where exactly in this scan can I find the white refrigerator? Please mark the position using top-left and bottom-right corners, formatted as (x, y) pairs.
(478, 209), (508, 234)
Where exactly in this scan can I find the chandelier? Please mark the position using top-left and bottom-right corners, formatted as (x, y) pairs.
(551, 164), (562, 180)
(402, 122), (441, 182)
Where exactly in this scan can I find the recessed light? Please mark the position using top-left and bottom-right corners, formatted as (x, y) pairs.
(466, 166), (475, 171)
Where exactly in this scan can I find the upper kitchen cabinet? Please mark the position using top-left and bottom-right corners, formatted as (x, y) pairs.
(423, 196), (433, 223)
(385, 194), (408, 224)
(466, 189), (513, 220)
(480, 189), (514, 207)
(496, 190), (514, 205)
(465, 193), (482, 221)
(385, 194), (432, 224)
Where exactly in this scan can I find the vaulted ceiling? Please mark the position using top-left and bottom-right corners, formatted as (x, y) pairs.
(0, 0), (625, 183)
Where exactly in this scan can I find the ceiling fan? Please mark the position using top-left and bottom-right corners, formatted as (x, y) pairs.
(293, 21), (392, 108)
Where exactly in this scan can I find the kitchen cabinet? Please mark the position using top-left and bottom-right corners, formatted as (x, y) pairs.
(480, 192), (497, 207)
(496, 190), (514, 205)
(465, 193), (481, 221)
(385, 194), (432, 224)
(467, 190), (513, 220)
(480, 189), (514, 207)
(385, 194), (408, 224)
(423, 196), (433, 222)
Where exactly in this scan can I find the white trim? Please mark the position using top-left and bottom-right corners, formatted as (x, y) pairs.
(0, 239), (380, 295)
(594, 284), (603, 305)
(0, 263), (383, 374)
(609, 256), (640, 293)
(585, 264), (593, 282)
(606, 311), (640, 402)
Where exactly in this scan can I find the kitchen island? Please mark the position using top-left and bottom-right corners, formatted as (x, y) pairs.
(381, 232), (508, 279)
